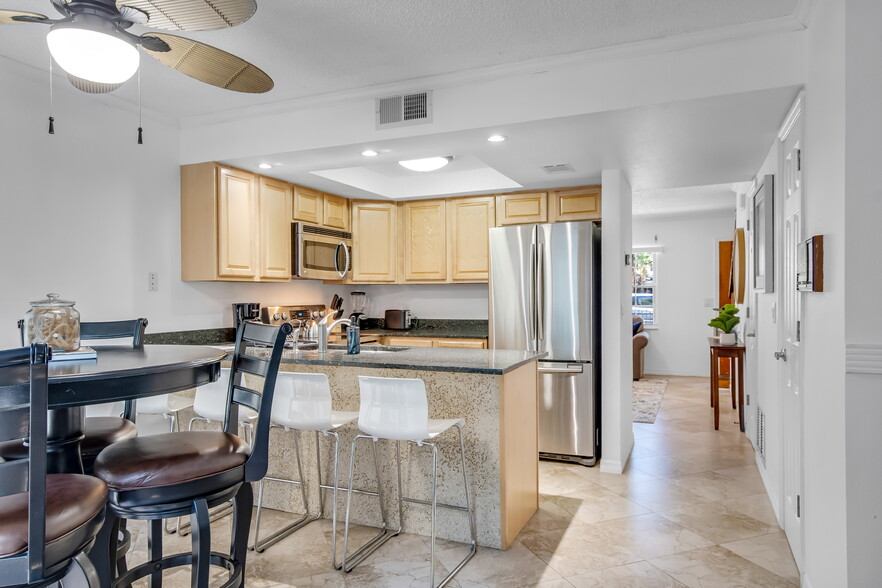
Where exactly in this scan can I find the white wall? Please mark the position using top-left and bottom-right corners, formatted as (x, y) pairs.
(600, 169), (634, 474)
(0, 61), (337, 347)
(632, 211), (735, 376)
(356, 284), (489, 320)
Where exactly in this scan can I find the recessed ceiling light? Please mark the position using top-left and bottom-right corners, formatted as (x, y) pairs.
(259, 163), (272, 169)
(398, 156), (452, 172)
(361, 149), (379, 157)
(487, 135), (506, 143)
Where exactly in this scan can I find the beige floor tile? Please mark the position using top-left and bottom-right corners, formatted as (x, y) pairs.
(342, 552), (460, 588)
(539, 486), (651, 525)
(584, 513), (714, 560)
(657, 502), (779, 544)
(567, 561), (687, 587)
(669, 471), (766, 502)
(435, 540), (564, 587)
(718, 493), (780, 527)
(721, 531), (800, 584)
(649, 545), (795, 587)
(570, 462), (659, 494)
(519, 493), (591, 536)
(619, 477), (712, 513)
(627, 454), (714, 478)
(519, 524), (643, 577)
(539, 467), (601, 496)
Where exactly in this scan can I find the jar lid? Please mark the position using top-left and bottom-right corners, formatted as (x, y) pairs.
(29, 293), (76, 307)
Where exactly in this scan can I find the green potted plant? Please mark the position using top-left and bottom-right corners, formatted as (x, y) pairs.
(709, 303), (740, 345)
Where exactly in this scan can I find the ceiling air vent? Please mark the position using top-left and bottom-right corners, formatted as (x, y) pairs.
(542, 163), (575, 174)
(376, 91), (433, 129)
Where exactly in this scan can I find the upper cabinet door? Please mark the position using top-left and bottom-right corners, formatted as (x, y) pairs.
(293, 186), (322, 225)
(351, 201), (397, 282)
(550, 186), (601, 222)
(323, 192), (350, 231)
(496, 192), (547, 226)
(404, 199), (447, 281)
(258, 177), (292, 280)
(449, 196), (495, 281)
(217, 166), (258, 278)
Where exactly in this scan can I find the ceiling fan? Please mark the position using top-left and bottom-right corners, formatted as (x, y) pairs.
(0, 0), (273, 94)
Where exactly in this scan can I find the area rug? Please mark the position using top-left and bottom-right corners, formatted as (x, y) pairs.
(633, 378), (669, 424)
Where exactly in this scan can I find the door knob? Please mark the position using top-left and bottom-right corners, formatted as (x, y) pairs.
(774, 348), (787, 361)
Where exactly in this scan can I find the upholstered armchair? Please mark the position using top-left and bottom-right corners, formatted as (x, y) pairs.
(633, 316), (650, 380)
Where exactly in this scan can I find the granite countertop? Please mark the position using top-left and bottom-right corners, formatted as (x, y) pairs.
(358, 318), (488, 339)
(279, 345), (543, 375)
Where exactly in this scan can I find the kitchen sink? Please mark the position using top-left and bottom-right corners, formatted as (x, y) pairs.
(327, 345), (407, 353)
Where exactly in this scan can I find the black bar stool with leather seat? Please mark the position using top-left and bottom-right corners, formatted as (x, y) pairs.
(91, 321), (292, 588)
(0, 344), (108, 588)
(5, 318), (147, 474)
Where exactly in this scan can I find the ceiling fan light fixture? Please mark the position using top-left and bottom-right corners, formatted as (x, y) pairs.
(47, 26), (140, 85)
(398, 156), (453, 172)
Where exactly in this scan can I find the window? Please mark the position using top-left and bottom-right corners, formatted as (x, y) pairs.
(632, 251), (658, 326)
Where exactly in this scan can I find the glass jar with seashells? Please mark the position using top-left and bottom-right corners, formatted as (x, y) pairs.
(25, 293), (81, 351)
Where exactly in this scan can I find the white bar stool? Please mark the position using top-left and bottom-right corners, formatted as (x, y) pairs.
(137, 393), (195, 432)
(252, 372), (359, 566)
(174, 368), (257, 536)
(342, 375), (477, 587)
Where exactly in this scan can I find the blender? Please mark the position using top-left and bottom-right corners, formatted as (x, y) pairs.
(348, 291), (367, 326)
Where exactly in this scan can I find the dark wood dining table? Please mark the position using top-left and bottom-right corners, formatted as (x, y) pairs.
(41, 344), (227, 473)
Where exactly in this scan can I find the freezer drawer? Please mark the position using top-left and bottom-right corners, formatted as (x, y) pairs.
(538, 361), (597, 466)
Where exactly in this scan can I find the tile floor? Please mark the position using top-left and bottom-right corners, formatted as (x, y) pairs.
(125, 375), (800, 587)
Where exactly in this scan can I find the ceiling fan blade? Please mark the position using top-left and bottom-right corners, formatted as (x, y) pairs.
(68, 74), (123, 94)
(141, 33), (273, 93)
(0, 10), (49, 24)
(117, 0), (255, 31)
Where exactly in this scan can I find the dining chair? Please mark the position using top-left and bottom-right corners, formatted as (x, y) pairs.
(91, 321), (292, 588)
(5, 319), (148, 475)
(0, 344), (108, 588)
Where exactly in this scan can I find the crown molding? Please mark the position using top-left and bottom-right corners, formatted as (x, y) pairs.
(180, 12), (811, 130)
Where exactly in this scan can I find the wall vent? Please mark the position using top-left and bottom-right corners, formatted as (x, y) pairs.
(756, 406), (767, 465)
(376, 91), (433, 129)
(542, 163), (575, 174)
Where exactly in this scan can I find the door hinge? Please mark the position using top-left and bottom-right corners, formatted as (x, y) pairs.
(797, 149), (802, 172)
(746, 394), (750, 406)
(746, 307), (750, 319)
(746, 219), (750, 231)
(797, 494), (801, 518)
(797, 320), (801, 342)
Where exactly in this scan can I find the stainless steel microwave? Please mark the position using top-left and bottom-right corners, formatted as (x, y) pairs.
(292, 223), (352, 280)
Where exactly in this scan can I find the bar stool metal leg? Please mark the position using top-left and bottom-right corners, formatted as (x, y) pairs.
(341, 435), (401, 572)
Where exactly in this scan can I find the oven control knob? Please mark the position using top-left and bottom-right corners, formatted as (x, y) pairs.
(281, 313), (288, 320)
(273, 313), (281, 321)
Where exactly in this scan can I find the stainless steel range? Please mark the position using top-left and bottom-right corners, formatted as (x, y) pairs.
(261, 305), (327, 348)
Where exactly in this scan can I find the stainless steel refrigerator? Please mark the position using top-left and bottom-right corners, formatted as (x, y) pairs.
(489, 221), (600, 466)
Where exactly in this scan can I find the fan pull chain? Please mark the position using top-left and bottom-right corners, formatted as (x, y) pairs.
(48, 54), (54, 135)
(137, 67), (143, 145)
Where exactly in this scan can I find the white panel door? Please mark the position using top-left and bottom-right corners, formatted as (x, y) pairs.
(778, 98), (804, 572)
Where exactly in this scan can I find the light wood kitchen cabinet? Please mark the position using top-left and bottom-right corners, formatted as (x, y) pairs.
(380, 336), (488, 349)
(181, 163), (291, 282)
(550, 185), (601, 222)
(258, 177), (292, 280)
(403, 199), (447, 281)
(292, 186), (322, 225)
(449, 195), (494, 281)
(323, 192), (350, 231)
(496, 192), (548, 226)
(351, 201), (397, 282)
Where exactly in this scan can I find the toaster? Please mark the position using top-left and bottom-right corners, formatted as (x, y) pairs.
(384, 309), (412, 330)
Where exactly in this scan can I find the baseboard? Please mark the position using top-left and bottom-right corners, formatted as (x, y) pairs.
(600, 434), (634, 474)
(755, 452), (783, 528)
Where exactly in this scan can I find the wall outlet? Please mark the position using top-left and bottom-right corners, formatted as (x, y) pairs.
(704, 298), (715, 307)
(148, 272), (158, 292)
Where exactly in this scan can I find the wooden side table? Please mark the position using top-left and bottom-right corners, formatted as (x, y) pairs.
(709, 344), (746, 431)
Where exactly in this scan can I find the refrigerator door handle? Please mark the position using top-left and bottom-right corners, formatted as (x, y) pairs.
(538, 365), (584, 374)
(529, 241), (537, 344)
(537, 242), (545, 341)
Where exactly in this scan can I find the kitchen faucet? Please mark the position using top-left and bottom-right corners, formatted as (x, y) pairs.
(318, 318), (351, 352)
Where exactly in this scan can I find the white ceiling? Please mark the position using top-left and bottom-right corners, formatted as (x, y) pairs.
(223, 85), (801, 198)
(632, 183), (742, 217)
(0, 0), (803, 119)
